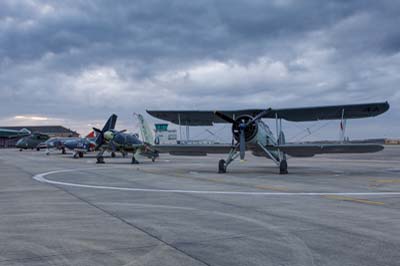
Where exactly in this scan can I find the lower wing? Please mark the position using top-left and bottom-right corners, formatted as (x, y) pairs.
(153, 144), (234, 156)
(275, 143), (384, 157)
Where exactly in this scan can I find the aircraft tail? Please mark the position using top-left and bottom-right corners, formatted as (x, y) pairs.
(85, 131), (95, 139)
(94, 114), (117, 147)
(135, 113), (154, 144)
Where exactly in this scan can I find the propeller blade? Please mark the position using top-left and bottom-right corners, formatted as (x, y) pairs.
(214, 111), (235, 123)
(239, 126), (246, 160)
(93, 127), (102, 134)
(245, 108), (272, 127)
(117, 129), (127, 134)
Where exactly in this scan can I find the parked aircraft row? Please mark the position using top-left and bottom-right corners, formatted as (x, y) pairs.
(1, 101), (390, 174)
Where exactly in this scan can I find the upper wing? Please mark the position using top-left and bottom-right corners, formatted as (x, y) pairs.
(274, 143), (384, 157)
(147, 101), (389, 125)
(154, 144), (234, 156)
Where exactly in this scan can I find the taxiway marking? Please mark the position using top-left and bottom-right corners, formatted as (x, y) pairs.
(33, 168), (400, 196)
(323, 195), (385, 206)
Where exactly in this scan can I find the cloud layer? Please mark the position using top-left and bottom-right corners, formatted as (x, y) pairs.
(0, 0), (399, 139)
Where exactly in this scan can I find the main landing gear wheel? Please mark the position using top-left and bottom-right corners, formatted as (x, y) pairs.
(131, 156), (139, 164)
(96, 156), (105, 164)
(279, 159), (288, 175)
(111, 152), (116, 158)
(79, 151), (84, 158)
(62, 148), (66, 154)
(152, 157), (156, 163)
(218, 159), (227, 173)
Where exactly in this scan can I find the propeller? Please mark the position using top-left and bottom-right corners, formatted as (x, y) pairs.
(104, 129), (127, 152)
(215, 108), (272, 160)
(239, 122), (246, 160)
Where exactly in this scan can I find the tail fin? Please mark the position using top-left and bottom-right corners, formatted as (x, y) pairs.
(135, 113), (154, 144)
(102, 114), (117, 132)
(94, 114), (118, 147)
(85, 131), (95, 138)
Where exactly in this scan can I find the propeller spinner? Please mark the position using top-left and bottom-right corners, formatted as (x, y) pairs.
(215, 108), (272, 160)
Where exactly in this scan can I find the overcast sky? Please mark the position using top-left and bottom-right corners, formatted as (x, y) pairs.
(0, 0), (399, 140)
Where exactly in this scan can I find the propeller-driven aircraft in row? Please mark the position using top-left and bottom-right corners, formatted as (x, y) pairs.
(93, 114), (159, 164)
(41, 131), (97, 157)
(147, 101), (390, 174)
(16, 132), (50, 151)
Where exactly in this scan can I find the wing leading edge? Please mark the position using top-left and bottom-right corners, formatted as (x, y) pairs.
(147, 101), (389, 125)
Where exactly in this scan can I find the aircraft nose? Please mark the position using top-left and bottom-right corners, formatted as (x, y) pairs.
(104, 131), (114, 141)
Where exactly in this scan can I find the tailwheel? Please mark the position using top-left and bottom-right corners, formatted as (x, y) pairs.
(218, 159), (227, 173)
(131, 156), (139, 164)
(96, 156), (105, 164)
(279, 159), (288, 175)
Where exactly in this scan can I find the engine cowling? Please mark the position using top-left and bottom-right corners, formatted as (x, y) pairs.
(231, 115), (258, 143)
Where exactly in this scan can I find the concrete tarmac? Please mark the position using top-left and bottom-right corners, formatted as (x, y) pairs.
(0, 147), (400, 266)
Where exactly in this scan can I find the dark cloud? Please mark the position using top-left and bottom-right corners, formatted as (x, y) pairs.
(0, 0), (398, 139)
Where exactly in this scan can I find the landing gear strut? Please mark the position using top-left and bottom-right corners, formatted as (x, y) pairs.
(257, 142), (289, 174)
(96, 150), (105, 164)
(218, 144), (239, 174)
(131, 156), (139, 164)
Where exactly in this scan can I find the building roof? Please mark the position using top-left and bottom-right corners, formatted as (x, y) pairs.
(0, 125), (79, 136)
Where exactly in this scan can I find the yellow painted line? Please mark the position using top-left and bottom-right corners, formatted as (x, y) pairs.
(323, 195), (384, 206)
(255, 185), (289, 192)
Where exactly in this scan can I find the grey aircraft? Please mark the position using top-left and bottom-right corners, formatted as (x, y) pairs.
(147, 101), (390, 174)
(94, 114), (158, 164)
(39, 137), (74, 154)
(63, 131), (97, 158)
(16, 132), (50, 151)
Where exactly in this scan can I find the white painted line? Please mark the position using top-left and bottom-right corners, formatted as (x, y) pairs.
(33, 168), (400, 196)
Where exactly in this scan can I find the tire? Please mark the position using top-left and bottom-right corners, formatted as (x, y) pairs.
(79, 152), (84, 158)
(111, 152), (116, 158)
(218, 159), (226, 173)
(279, 160), (288, 175)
